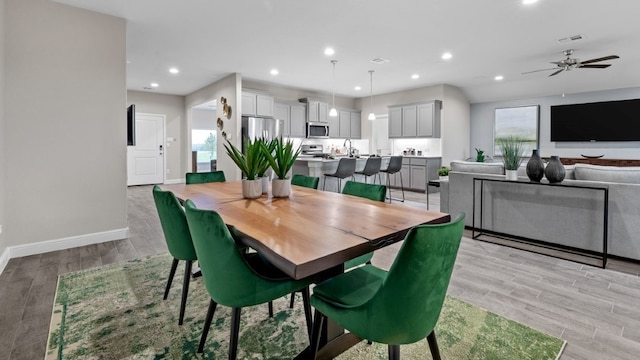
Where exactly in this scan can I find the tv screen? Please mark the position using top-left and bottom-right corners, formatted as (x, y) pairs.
(550, 98), (640, 142)
(127, 104), (136, 146)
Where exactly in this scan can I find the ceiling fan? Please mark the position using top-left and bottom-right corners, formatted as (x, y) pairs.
(523, 49), (620, 77)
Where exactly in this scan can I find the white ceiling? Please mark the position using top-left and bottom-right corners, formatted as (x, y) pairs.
(53, 0), (640, 103)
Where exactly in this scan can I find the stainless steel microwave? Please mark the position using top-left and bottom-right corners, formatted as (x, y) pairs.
(307, 122), (330, 138)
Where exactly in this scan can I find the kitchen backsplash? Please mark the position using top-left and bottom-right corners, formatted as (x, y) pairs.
(287, 138), (370, 155)
(391, 138), (442, 157)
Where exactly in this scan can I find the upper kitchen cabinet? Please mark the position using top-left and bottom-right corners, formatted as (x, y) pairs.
(300, 98), (329, 123)
(336, 110), (361, 139)
(350, 112), (361, 139)
(242, 90), (274, 117)
(388, 100), (441, 138)
(275, 102), (306, 138)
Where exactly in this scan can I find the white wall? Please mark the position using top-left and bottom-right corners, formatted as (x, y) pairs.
(127, 91), (186, 181)
(0, 0), (6, 257)
(470, 86), (640, 160)
(5, 0), (127, 247)
(185, 74), (242, 181)
(192, 109), (216, 130)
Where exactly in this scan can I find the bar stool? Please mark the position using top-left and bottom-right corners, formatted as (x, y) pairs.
(322, 158), (356, 192)
(354, 156), (382, 184)
(380, 156), (404, 203)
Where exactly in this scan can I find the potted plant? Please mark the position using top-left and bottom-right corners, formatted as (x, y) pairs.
(224, 137), (269, 199)
(256, 137), (275, 193)
(497, 136), (525, 181)
(475, 148), (485, 162)
(261, 138), (301, 197)
(437, 166), (450, 181)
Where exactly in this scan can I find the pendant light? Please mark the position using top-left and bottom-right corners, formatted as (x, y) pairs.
(368, 70), (376, 121)
(329, 60), (338, 117)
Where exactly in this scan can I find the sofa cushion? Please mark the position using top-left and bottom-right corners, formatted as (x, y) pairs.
(450, 161), (504, 175)
(574, 163), (640, 184)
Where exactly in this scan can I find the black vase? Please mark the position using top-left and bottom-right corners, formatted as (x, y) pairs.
(544, 156), (566, 183)
(526, 149), (545, 182)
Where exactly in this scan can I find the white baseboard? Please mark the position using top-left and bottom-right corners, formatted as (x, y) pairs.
(0, 247), (9, 276)
(0, 228), (129, 275)
(164, 178), (185, 185)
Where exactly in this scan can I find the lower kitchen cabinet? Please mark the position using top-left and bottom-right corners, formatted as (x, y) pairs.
(391, 157), (441, 191)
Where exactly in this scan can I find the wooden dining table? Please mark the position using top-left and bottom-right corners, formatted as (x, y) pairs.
(161, 181), (451, 359)
(161, 181), (451, 280)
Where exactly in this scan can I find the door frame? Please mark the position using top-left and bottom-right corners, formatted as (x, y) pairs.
(127, 112), (166, 185)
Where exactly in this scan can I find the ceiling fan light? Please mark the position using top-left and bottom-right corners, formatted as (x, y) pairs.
(368, 112), (376, 121)
(329, 108), (338, 117)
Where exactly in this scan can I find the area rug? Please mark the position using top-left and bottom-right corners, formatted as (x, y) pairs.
(47, 253), (566, 359)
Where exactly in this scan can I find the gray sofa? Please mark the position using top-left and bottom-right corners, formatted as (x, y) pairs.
(440, 161), (640, 261)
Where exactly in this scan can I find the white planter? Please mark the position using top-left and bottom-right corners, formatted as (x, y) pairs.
(272, 178), (291, 198)
(505, 170), (518, 181)
(242, 179), (263, 199)
(261, 176), (270, 193)
(439, 176), (449, 181)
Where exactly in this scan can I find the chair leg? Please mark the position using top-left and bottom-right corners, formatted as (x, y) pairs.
(268, 301), (274, 318)
(229, 307), (242, 360)
(386, 173), (392, 203)
(310, 309), (325, 359)
(398, 173), (405, 202)
(301, 287), (313, 342)
(322, 177), (326, 191)
(426, 331), (441, 360)
(198, 299), (218, 353)
(388, 344), (400, 360)
(163, 258), (179, 300)
(179, 260), (192, 325)
(289, 292), (296, 309)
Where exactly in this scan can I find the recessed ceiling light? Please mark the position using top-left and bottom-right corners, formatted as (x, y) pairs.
(324, 48), (335, 56)
(150, 83), (159, 88)
(522, 0), (538, 4)
(441, 52), (453, 60)
(169, 67), (179, 74)
(354, 86), (362, 91)
(494, 75), (504, 81)
(270, 69), (279, 76)
(411, 74), (420, 79)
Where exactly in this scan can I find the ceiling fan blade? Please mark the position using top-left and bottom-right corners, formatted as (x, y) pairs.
(579, 64), (611, 69)
(548, 69), (565, 77)
(580, 55), (619, 65)
(522, 68), (557, 75)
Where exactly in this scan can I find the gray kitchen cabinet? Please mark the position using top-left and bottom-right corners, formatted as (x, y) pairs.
(328, 114), (339, 137)
(390, 157), (441, 191)
(400, 164), (411, 189)
(350, 112), (361, 139)
(318, 102), (329, 123)
(338, 110), (351, 138)
(388, 100), (441, 138)
(289, 104), (306, 138)
(389, 107), (402, 138)
(242, 91), (274, 117)
(303, 99), (329, 123)
(275, 102), (307, 138)
(409, 158), (427, 191)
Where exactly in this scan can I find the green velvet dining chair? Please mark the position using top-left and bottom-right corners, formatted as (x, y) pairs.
(308, 214), (465, 360)
(183, 200), (315, 359)
(341, 181), (386, 269)
(152, 185), (198, 326)
(291, 174), (320, 189)
(185, 170), (226, 184)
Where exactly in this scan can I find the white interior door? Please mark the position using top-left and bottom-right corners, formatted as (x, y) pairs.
(127, 113), (165, 186)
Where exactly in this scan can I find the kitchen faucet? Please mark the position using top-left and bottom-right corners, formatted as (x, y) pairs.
(343, 138), (352, 156)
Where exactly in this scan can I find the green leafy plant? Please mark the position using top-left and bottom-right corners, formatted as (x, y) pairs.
(497, 136), (525, 170)
(223, 137), (269, 180)
(256, 137), (275, 178)
(261, 138), (301, 179)
(437, 167), (450, 176)
(475, 148), (485, 162)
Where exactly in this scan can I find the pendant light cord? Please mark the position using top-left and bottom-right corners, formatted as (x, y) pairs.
(368, 70), (376, 121)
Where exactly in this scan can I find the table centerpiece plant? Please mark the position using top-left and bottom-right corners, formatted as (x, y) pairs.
(261, 137), (301, 197)
(257, 137), (276, 193)
(224, 137), (269, 199)
(497, 136), (525, 181)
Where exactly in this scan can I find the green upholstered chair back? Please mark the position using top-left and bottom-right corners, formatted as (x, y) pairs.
(185, 171), (226, 184)
(342, 181), (386, 202)
(184, 200), (309, 308)
(152, 186), (197, 261)
(366, 214), (465, 344)
(291, 174), (320, 189)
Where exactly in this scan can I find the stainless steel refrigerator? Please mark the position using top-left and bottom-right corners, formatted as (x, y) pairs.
(241, 116), (282, 145)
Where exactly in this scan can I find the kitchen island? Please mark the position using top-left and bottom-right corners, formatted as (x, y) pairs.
(293, 156), (388, 192)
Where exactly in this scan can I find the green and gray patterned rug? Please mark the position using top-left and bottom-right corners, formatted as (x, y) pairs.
(46, 253), (565, 359)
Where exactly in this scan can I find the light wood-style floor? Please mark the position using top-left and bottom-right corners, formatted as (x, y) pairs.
(0, 186), (638, 359)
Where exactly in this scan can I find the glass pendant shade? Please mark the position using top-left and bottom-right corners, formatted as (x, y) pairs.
(368, 112), (376, 121)
(329, 108), (338, 117)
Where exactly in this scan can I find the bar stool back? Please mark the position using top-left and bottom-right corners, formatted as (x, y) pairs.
(354, 157), (382, 184)
(323, 157), (356, 192)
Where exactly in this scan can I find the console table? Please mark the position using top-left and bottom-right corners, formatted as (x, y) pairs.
(471, 178), (609, 268)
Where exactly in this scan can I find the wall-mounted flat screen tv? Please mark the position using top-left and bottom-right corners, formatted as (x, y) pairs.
(550, 98), (640, 142)
(127, 104), (136, 146)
